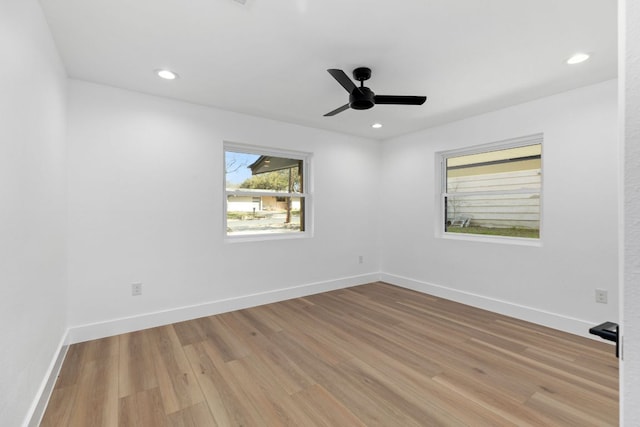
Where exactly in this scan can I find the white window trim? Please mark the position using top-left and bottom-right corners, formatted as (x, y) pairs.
(434, 133), (543, 245)
(224, 142), (313, 242)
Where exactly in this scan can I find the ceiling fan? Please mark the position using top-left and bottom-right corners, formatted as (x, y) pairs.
(324, 67), (427, 117)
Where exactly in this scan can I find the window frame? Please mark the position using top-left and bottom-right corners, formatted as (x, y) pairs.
(435, 134), (543, 245)
(224, 142), (313, 242)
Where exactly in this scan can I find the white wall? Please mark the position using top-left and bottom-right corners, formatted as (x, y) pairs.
(380, 80), (619, 337)
(66, 80), (380, 340)
(0, 1), (68, 425)
(622, 0), (640, 424)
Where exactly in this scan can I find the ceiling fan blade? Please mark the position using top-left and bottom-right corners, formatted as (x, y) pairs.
(324, 103), (350, 117)
(327, 69), (361, 94)
(374, 95), (427, 105)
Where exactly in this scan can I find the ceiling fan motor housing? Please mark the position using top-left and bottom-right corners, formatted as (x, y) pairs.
(350, 87), (375, 110)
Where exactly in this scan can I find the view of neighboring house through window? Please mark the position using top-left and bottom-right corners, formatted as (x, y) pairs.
(440, 135), (542, 239)
(225, 144), (310, 238)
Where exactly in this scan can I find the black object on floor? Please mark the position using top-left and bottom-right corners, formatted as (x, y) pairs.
(589, 321), (619, 358)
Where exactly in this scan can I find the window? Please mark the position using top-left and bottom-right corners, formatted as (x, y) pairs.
(224, 143), (311, 239)
(439, 134), (542, 240)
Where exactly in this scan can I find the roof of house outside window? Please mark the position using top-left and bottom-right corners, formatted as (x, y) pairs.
(249, 156), (300, 175)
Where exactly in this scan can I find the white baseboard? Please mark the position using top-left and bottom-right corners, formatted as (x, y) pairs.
(24, 331), (69, 427)
(380, 272), (600, 340)
(67, 273), (381, 344)
(66, 271), (603, 344)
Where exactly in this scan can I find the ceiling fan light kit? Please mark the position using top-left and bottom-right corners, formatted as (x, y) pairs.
(324, 67), (427, 117)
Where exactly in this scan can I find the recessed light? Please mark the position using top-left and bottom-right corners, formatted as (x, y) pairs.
(156, 69), (178, 80)
(372, 123), (383, 129)
(567, 53), (590, 65)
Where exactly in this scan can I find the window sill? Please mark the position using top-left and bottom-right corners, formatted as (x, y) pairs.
(438, 232), (542, 247)
(224, 230), (312, 244)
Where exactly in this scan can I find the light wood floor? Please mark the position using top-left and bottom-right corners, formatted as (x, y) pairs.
(41, 282), (618, 426)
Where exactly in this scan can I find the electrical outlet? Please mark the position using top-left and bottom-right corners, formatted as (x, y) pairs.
(132, 283), (142, 296)
(358, 255), (363, 264)
(595, 289), (608, 304)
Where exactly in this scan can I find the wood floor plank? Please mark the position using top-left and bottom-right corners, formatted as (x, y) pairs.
(119, 330), (159, 398)
(235, 308), (283, 337)
(523, 346), (618, 391)
(148, 325), (205, 414)
(432, 370), (555, 426)
(290, 384), (367, 427)
(202, 314), (252, 362)
(39, 384), (78, 427)
(119, 388), (168, 427)
(67, 346), (119, 426)
(166, 402), (218, 427)
(172, 319), (208, 347)
(266, 301), (355, 365)
(246, 336), (316, 395)
(337, 358), (472, 427)
(469, 336), (619, 400)
(41, 282), (619, 426)
(526, 391), (617, 427)
(297, 300), (437, 370)
(183, 341), (261, 427)
(246, 304), (287, 333)
(266, 328), (421, 426)
(226, 355), (319, 426)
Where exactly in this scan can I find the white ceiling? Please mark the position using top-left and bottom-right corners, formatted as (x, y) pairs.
(39, 0), (617, 140)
